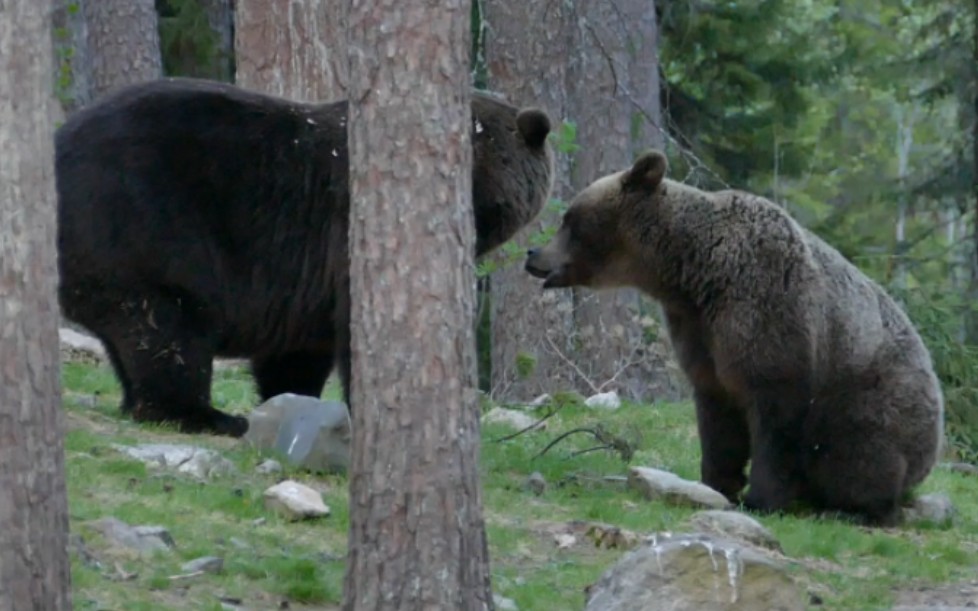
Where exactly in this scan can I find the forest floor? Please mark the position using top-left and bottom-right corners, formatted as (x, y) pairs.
(60, 359), (978, 611)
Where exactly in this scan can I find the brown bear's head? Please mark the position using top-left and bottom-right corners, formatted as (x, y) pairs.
(524, 150), (668, 290)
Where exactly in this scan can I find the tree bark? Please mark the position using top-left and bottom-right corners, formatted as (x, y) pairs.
(485, 0), (684, 403)
(83, 0), (162, 100)
(201, 0), (235, 81)
(483, 0), (579, 403)
(235, 0), (346, 101)
(344, 0), (491, 609)
(51, 0), (94, 115)
(0, 1), (73, 609)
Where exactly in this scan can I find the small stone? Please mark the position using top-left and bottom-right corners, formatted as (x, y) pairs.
(482, 407), (544, 431)
(584, 390), (621, 410)
(263, 480), (331, 521)
(944, 462), (978, 476)
(251, 517), (267, 526)
(554, 533), (577, 549)
(525, 472), (547, 496)
(88, 517), (174, 555)
(687, 510), (782, 551)
(256, 459), (283, 474)
(628, 466), (732, 509)
(903, 493), (955, 526)
(112, 443), (236, 479)
(59, 327), (107, 363)
(181, 556), (224, 574)
(527, 393), (552, 407)
(228, 537), (250, 550)
(493, 594), (519, 611)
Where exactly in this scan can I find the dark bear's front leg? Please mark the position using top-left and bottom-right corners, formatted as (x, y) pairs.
(742, 381), (810, 513)
(694, 387), (750, 502)
(251, 350), (334, 402)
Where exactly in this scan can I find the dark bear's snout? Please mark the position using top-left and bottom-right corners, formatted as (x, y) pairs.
(524, 247), (550, 279)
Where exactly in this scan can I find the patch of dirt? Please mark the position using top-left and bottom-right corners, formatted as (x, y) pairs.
(894, 579), (978, 608)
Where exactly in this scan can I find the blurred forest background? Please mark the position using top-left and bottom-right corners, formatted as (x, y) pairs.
(50, 0), (978, 462)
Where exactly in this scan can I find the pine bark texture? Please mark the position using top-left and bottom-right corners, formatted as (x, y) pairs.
(83, 0), (162, 100)
(485, 0), (685, 403)
(51, 0), (94, 115)
(235, 0), (346, 100)
(344, 0), (491, 609)
(0, 1), (73, 609)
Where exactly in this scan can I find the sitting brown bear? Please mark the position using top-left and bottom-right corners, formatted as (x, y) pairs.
(525, 150), (944, 526)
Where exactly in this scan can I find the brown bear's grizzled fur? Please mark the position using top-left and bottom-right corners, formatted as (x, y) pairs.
(525, 150), (944, 526)
(57, 77), (555, 437)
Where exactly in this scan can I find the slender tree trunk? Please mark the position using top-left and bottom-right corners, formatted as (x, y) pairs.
(83, 0), (162, 100)
(201, 0), (235, 81)
(485, 0), (683, 403)
(235, 0), (346, 100)
(51, 0), (94, 115)
(344, 0), (491, 608)
(0, 2), (73, 608)
(483, 0), (579, 402)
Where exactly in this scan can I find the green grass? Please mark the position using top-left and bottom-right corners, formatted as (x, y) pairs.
(60, 361), (978, 610)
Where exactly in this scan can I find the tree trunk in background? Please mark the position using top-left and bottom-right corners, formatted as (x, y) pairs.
(485, 0), (684, 404)
(84, 0), (162, 100)
(483, 0), (580, 403)
(201, 0), (234, 81)
(344, 0), (491, 608)
(235, 0), (346, 101)
(52, 0), (94, 115)
(0, 1), (73, 608)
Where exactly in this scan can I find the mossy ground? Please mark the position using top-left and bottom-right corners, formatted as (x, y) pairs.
(62, 360), (978, 610)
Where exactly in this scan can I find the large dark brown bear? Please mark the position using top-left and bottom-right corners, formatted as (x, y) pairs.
(57, 77), (554, 437)
(525, 150), (944, 525)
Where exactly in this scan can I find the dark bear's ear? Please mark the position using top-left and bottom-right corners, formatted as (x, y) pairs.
(516, 108), (552, 149)
(622, 151), (668, 191)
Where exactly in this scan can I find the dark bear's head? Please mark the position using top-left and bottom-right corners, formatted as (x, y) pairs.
(470, 91), (555, 257)
(525, 150), (668, 289)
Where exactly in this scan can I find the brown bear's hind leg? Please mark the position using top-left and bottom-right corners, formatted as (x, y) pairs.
(694, 387), (750, 502)
(251, 350), (334, 402)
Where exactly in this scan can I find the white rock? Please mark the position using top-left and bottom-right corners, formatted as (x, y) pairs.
(482, 407), (543, 431)
(88, 517), (174, 555)
(493, 594), (519, 611)
(263, 480), (331, 521)
(255, 459), (283, 474)
(903, 493), (955, 526)
(628, 466), (732, 509)
(527, 393), (552, 407)
(181, 556), (224, 574)
(584, 390), (621, 410)
(59, 327), (106, 362)
(112, 443), (237, 479)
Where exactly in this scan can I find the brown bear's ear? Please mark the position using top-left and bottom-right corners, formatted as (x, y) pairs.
(516, 108), (552, 150)
(622, 151), (668, 192)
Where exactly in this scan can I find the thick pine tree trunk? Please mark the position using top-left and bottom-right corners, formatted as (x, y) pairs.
(343, 0), (492, 609)
(235, 0), (346, 100)
(0, 2), (73, 608)
(83, 0), (162, 100)
(485, 0), (683, 403)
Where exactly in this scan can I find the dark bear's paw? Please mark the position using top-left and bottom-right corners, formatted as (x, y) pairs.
(742, 488), (793, 515)
(181, 410), (249, 438)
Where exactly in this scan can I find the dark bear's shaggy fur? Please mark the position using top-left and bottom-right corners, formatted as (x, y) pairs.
(57, 77), (554, 437)
(525, 150), (944, 526)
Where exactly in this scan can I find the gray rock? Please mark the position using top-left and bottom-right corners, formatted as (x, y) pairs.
(493, 594), (519, 610)
(903, 493), (955, 526)
(112, 443), (237, 479)
(181, 556), (224, 574)
(585, 532), (804, 611)
(527, 393), (552, 407)
(243, 394), (351, 474)
(255, 458), (283, 474)
(59, 327), (106, 363)
(88, 517), (174, 555)
(628, 467), (732, 509)
(584, 390), (622, 410)
(943, 462), (978, 476)
(482, 407), (544, 431)
(263, 479), (331, 521)
(525, 471), (547, 496)
(687, 510), (782, 552)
